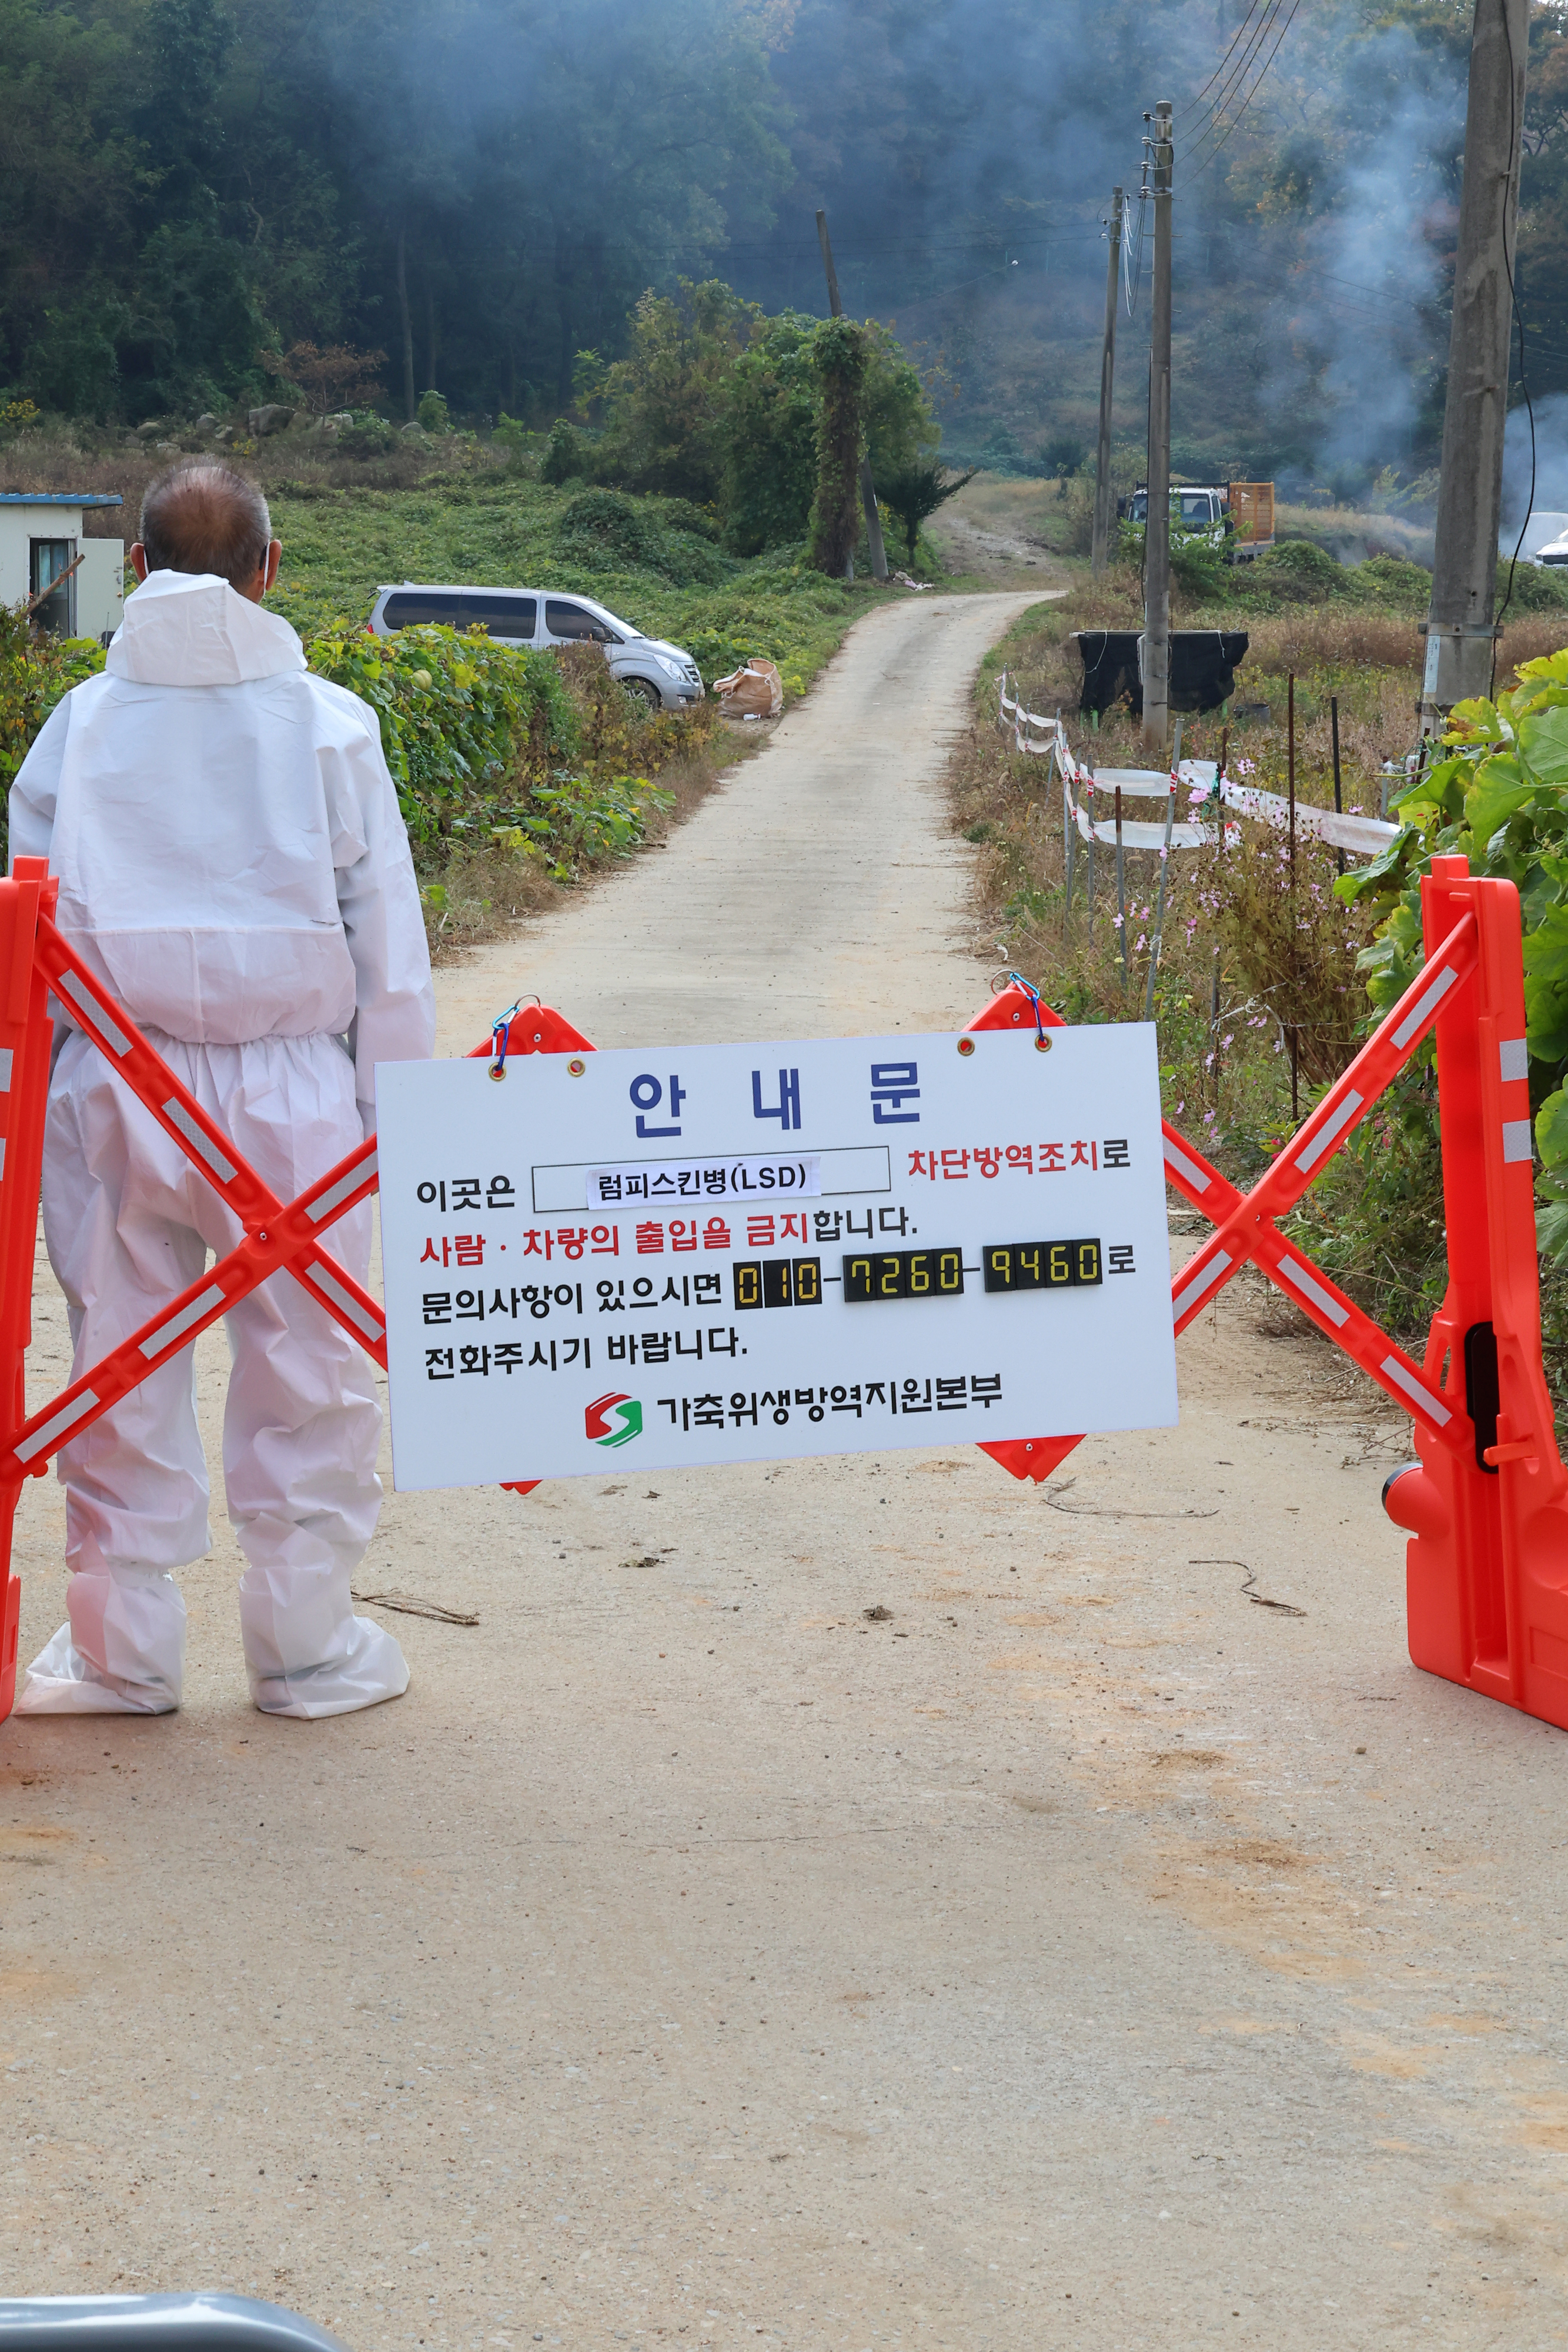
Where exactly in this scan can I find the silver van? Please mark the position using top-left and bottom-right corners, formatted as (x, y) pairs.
(366, 583), (705, 711)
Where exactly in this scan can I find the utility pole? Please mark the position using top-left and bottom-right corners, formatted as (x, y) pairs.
(1422, 0), (1529, 727)
(1091, 188), (1124, 580)
(1141, 102), (1174, 759)
(816, 209), (889, 582)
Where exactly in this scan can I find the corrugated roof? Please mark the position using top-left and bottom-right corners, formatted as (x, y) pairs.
(0, 492), (123, 507)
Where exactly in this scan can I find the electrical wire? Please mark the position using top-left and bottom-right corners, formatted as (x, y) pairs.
(1175, 0), (1272, 118)
(1176, 0), (1290, 157)
(1182, 0), (1305, 179)
(1128, 191), (1152, 320)
(1125, 191), (1148, 318)
(1182, 0), (1308, 183)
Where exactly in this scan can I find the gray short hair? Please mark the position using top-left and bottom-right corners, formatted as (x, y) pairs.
(139, 462), (273, 590)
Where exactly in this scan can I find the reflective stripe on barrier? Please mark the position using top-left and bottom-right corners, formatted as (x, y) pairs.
(1386, 857), (1568, 1728)
(0, 866), (598, 1715)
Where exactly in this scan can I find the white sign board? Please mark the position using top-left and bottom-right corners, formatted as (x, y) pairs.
(375, 1025), (1178, 1491)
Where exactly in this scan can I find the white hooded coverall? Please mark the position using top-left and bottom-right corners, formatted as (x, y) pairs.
(8, 568), (436, 1716)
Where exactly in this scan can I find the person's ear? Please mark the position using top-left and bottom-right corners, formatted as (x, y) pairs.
(128, 543), (149, 584)
(263, 539), (282, 594)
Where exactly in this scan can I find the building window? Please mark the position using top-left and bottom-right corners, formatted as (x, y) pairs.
(30, 539), (75, 637)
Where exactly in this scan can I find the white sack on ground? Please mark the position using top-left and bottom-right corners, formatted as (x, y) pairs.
(714, 659), (783, 719)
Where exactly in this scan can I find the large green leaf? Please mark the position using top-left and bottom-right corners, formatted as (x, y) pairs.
(1463, 755), (1534, 849)
(1538, 1198), (1568, 1263)
(1518, 704), (1568, 786)
(1522, 900), (1568, 998)
(1536, 1085), (1568, 1170)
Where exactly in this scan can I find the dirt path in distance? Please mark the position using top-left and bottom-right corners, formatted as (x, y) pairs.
(925, 473), (1077, 589)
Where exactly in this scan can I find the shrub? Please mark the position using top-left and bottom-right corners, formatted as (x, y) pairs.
(553, 488), (733, 589)
(492, 412), (533, 465)
(516, 772), (674, 881)
(1495, 557), (1568, 614)
(336, 413), (395, 459)
(303, 622), (579, 844)
(417, 390), (452, 435)
(589, 280), (755, 505)
(1339, 647), (1568, 1264)
(1250, 540), (1350, 602)
(878, 464), (975, 565)
(0, 607), (104, 824)
(1349, 553), (1432, 612)
(1196, 823), (1372, 1088)
(540, 418), (591, 483)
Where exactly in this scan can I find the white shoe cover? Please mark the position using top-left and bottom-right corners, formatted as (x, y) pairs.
(15, 1565), (186, 1714)
(240, 1561), (409, 1719)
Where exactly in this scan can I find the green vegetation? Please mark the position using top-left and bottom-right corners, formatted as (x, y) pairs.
(0, 604), (103, 791)
(260, 468), (905, 696)
(878, 465), (977, 566)
(808, 320), (867, 580)
(534, 282), (938, 567)
(1340, 652), (1568, 1269)
(954, 583), (1568, 1421)
(8, 0), (1568, 493)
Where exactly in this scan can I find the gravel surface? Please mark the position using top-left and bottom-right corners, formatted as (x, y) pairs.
(2, 590), (1559, 2352)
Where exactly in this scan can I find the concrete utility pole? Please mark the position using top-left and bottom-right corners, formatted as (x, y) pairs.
(815, 209), (890, 583)
(1423, 0), (1529, 726)
(1142, 102), (1174, 759)
(1091, 188), (1124, 580)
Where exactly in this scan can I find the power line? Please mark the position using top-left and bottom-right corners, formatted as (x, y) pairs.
(1175, 0), (1272, 119)
(1176, 0), (1291, 155)
(1182, 0), (1308, 181)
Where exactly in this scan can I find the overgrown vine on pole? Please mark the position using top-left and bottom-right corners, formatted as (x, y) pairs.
(809, 318), (867, 579)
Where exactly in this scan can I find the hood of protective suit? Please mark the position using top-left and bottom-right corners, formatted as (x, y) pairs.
(106, 568), (307, 687)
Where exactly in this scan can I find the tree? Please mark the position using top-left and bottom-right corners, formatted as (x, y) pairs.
(589, 280), (758, 501)
(810, 318), (867, 578)
(261, 341), (386, 417)
(720, 311), (820, 552)
(877, 463), (977, 565)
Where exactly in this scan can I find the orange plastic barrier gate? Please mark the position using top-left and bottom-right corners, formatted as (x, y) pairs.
(0, 849), (1557, 1733)
(0, 859), (590, 1715)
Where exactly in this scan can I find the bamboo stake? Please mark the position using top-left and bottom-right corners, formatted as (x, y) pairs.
(1115, 784), (1127, 989)
(1063, 743), (1076, 920)
(1145, 716), (1179, 1019)
(1288, 672), (1299, 1124)
(1086, 783), (1096, 936)
(1330, 695), (1345, 879)
(1287, 671), (1296, 884)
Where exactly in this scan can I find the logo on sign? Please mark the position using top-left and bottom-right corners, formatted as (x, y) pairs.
(585, 1392), (643, 1448)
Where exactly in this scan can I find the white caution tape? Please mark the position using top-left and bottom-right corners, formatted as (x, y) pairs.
(1205, 779), (1399, 857)
(1006, 690), (1402, 862)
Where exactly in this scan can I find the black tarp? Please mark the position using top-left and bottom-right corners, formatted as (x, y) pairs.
(1073, 630), (1249, 719)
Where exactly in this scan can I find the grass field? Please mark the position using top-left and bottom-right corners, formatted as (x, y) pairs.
(2, 425), (941, 700)
(262, 473), (905, 696)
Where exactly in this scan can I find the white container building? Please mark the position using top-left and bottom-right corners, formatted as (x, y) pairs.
(0, 493), (125, 642)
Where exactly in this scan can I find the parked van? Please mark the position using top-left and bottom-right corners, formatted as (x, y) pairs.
(366, 583), (705, 711)
(1524, 513), (1568, 568)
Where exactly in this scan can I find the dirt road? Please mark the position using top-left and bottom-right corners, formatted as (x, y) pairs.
(922, 476), (1074, 590)
(5, 590), (1565, 2352)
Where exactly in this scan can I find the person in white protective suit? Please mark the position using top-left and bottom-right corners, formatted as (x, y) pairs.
(8, 461), (435, 1717)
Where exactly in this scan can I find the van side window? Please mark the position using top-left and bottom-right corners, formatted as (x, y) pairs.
(546, 600), (609, 643)
(463, 594), (537, 638)
(383, 592), (463, 628)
